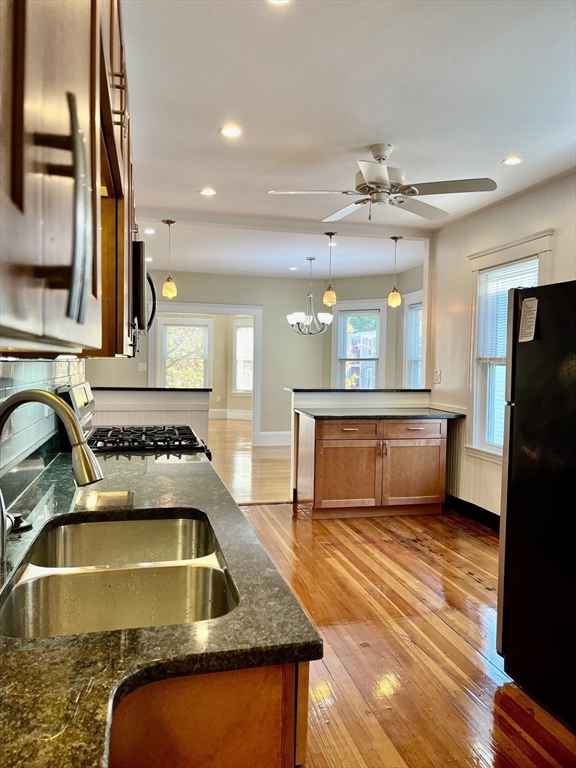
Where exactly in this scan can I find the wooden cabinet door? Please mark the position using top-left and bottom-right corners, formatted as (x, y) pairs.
(0, 0), (45, 344)
(39, 0), (102, 348)
(382, 439), (446, 505)
(315, 440), (382, 509)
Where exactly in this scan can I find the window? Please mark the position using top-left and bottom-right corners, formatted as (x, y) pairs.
(233, 320), (253, 393)
(475, 257), (539, 450)
(403, 291), (424, 388)
(331, 300), (386, 389)
(157, 317), (213, 388)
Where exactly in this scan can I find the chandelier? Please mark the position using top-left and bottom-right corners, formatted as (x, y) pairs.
(287, 257), (333, 336)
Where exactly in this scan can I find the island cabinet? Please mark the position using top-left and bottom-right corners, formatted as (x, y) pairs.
(298, 415), (448, 519)
(110, 662), (310, 768)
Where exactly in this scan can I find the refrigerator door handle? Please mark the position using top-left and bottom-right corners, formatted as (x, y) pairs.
(496, 403), (513, 655)
(505, 288), (517, 404)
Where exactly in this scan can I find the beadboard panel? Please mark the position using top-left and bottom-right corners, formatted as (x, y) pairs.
(91, 410), (209, 443)
(444, 414), (503, 515)
(0, 360), (85, 475)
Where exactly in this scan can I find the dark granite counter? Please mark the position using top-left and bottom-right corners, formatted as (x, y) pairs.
(285, 388), (431, 393)
(92, 387), (213, 392)
(296, 407), (465, 420)
(0, 453), (322, 768)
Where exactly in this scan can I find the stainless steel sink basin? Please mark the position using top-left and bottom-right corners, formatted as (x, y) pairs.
(0, 564), (238, 638)
(29, 517), (217, 568)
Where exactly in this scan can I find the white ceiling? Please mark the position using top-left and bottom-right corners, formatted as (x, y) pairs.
(122, 0), (575, 275)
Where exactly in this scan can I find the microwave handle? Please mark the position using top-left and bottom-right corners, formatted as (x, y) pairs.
(146, 272), (157, 332)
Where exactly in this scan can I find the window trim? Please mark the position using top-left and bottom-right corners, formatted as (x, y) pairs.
(402, 290), (424, 389)
(156, 315), (214, 389)
(467, 234), (551, 458)
(231, 318), (254, 395)
(330, 298), (387, 388)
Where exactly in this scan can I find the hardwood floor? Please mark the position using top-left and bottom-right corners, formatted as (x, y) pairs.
(209, 419), (291, 504)
(242, 504), (576, 768)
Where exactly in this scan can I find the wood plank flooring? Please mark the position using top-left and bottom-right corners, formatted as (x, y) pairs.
(209, 419), (291, 504)
(242, 505), (576, 768)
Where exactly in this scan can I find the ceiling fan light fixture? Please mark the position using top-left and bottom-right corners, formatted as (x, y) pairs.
(161, 219), (177, 300)
(387, 236), (403, 309)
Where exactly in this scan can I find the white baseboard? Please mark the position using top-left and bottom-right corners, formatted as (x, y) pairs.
(209, 409), (252, 421)
(252, 431), (291, 447)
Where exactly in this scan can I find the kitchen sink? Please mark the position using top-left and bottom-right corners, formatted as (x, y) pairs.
(29, 517), (218, 568)
(0, 564), (238, 638)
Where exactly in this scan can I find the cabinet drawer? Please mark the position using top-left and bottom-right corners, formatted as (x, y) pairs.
(316, 420), (381, 440)
(382, 420), (446, 439)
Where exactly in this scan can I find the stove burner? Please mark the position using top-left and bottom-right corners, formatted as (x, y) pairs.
(87, 425), (211, 460)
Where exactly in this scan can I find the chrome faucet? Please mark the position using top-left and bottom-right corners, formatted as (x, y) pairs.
(0, 388), (103, 562)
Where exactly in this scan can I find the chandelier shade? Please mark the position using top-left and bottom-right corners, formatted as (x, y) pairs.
(322, 231), (338, 307)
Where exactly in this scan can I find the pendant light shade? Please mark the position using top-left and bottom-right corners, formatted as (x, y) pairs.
(387, 236), (403, 308)
(287, 257), (333, 336)
(161, 219), (177, 299)
(322, 231), (337, 307)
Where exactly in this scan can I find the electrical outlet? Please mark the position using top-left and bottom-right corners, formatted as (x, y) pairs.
(138, 363), (147, 372)
(433, 370), (441, 384)
(216, 396), (221, 403)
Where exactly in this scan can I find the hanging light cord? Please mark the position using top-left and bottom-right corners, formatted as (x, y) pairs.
(168, 222), (172, 276)
(328, 235), (333, 283)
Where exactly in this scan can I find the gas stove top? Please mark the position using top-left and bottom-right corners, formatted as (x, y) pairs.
(87, 425), (211, 460)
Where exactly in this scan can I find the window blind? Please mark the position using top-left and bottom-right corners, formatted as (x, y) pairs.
(477, 257), (539, 360)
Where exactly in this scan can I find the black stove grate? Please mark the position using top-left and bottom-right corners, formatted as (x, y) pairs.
(87, 425), (211, 459)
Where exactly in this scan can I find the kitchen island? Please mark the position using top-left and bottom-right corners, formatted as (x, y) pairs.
(295, 406), (464, 519)
(0, 452), (322, 767)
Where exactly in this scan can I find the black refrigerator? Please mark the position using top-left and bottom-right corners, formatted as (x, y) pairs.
(497, 279), (576, 732)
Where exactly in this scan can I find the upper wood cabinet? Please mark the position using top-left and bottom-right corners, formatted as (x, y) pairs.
(0, 0), (102, 352)
(0, 0), (137, 356)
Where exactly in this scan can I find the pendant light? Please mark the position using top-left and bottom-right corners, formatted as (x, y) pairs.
(387, 236), (402, 308)
(287, 257), (333, 336)
(162, 219), (177, 299)
(322, 231), (337, 307)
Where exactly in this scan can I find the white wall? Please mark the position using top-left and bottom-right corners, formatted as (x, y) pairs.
(430, 171), (576, 514)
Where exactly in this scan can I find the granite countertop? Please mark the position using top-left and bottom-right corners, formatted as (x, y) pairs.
(285, 388), (431, 393)
(0, 453), (322, 768)
(295, 407), (465, 420)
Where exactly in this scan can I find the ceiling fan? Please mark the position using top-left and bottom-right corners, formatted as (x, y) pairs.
(269, 143), (497, 222)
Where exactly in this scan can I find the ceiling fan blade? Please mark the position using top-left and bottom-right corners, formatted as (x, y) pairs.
(357, 160), (390, 187)
(268, 190), (358, 195)
(400, 178), (497, 196)
(322, 199), (369, 222)
(391, 196), (449, 221)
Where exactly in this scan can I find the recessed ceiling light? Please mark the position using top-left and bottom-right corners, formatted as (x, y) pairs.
(200, 188), (217, 196)
(502, 156), (523, 165)
(267, 0), (291, 4)
(144, 228), (155, 235)
(290, 267), (297, 271)
(219, 125), (243, 138)
(146, 257), (153, 262)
